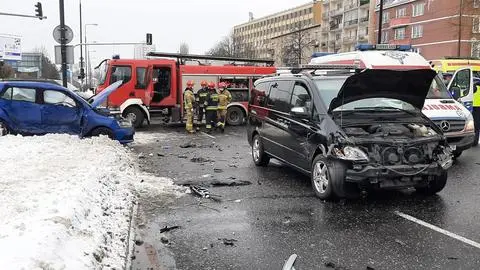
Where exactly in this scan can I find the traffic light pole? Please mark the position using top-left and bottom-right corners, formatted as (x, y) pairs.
(59, 0), (68, 87)
(377, 0), (384, 44)
(79, 0), (85, 86)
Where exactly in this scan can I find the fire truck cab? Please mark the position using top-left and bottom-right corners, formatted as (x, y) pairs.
(95, 53), (276, 128)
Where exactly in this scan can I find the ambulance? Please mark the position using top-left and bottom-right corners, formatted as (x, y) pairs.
(310, 44), (475, 157)
(430, 58), (480, 111)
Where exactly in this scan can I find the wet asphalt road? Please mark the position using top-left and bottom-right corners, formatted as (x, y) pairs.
(130, 124), (480, 270)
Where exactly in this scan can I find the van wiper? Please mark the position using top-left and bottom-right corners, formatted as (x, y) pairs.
(353, 106), (419, 116)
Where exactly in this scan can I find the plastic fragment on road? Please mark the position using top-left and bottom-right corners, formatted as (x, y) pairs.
(282, 254), (298, 270)
(160, 225), (181, 233)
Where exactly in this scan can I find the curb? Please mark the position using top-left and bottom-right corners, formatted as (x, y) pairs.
(124, 198), (138, 270)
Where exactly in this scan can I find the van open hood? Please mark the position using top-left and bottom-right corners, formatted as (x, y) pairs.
(328, 69), (437, 112)
(90, 81), (123, 108)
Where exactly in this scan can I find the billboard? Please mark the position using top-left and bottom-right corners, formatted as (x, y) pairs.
(0, 35), (22, 61)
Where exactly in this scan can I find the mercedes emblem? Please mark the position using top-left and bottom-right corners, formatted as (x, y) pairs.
(440, 121), (450, 132)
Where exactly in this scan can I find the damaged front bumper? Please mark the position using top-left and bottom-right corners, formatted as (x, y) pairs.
(343, 147), (453, 187)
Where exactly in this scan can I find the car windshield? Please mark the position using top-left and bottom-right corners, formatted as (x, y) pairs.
(313, 73), (450, 111)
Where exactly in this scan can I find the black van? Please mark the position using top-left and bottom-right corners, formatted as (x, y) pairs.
(247, 67), (454, 199)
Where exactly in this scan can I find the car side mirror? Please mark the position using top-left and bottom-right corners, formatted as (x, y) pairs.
(450, 86), (461, 99)
(290, 107), (309, 118)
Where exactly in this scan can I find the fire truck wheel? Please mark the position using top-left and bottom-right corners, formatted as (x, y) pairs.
(123, 107), (145, 128)
(226, 106), (245, 126)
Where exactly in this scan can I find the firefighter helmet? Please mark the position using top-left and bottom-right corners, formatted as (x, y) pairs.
(200, 80), (208, 87)
(186, 80), (194, 88)
(208, 81), (215, 89)
(218, 82), (227, 89)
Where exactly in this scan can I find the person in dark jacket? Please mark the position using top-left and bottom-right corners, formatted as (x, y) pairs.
(204, 81), (219, 133)
(195, 80), (209, 129)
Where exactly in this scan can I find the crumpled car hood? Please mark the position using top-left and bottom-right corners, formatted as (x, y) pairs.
(328, 69), (437, 112)
(90, 80), (123, 108)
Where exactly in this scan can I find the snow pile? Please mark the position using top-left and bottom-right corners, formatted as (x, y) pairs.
(0, 134), (179, 269)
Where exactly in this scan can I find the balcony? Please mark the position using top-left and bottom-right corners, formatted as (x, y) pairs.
(321, 42), (327, 48)
(344, 19), (358, 28)
(389, 17), (411, 28)
(344, 2), (358, 10)
(329, 8), (344, 17)
(343, 36), (356, 44)
(359, 16), (369, 24)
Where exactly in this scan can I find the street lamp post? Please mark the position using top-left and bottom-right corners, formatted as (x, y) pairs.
(84, 23), (98, 87)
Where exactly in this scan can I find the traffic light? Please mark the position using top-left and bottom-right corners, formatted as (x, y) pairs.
(78, 68), (85, 80)
(146, 33), (152, 45)
(35, 2), (43, 20)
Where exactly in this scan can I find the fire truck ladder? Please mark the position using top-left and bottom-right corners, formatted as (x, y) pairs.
(146, 52), (275, 66)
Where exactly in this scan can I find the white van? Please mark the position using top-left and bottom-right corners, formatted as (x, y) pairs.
(310, 44), (475, 157)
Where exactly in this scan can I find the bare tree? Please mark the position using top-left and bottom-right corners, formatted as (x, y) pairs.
(207, 32), (256, 58)
(179, 42), (189, 54)
(281, 21), (312, 67)
(0, 63), (14, 78)
(32, 46), (60, 79)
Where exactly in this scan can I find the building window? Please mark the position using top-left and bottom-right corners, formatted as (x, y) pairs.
(381, 31), (389, 43)
(396, 7), (406, 18)
(412, 3), (425, 17)
(411, 25), (423, 38)
(382, 12), (389, 23)
(472, 40), (480, 58)
(474, 0), (479, 8)
(394, 27), (406, 40)
(308, 7), (312, 13)
(473, 17), (480, 33)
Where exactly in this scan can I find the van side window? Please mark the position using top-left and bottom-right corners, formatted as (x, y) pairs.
(267, 81), (293, 112)
(251, 82), (270, 107)
(290, 82), (311, 109)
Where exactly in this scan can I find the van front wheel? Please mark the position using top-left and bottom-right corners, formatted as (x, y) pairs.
(252, 134), (269, 166)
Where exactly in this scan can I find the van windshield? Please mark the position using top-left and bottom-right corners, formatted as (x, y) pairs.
(313, 74), (451, 109)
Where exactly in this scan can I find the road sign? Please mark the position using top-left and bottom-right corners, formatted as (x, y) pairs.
(53, 25), (73, 44)
(54, 45), (74, 64)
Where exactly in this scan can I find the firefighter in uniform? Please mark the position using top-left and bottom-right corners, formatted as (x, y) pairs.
(216, 82), (232, 133)
(473, 79), (480, 146)
(184, 80), (196, 134)
(196, 80), (209, 129)
(204, 81), (219, 133)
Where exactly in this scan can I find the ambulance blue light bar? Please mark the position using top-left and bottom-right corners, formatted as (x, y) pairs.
(311, 52), (335, 58)
(355, 44), (413, 51)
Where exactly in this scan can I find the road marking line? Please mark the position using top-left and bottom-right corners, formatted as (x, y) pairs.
(201, 132), (215, 139)
(395, 211), (480, 249)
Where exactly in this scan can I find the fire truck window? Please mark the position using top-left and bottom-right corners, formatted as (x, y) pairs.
(135, 67), (147, 89)
(110, 66), (132, 85)
(152, 67), (171, 103)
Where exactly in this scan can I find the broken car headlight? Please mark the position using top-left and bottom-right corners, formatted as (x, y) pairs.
(465, 114), (474, 132)
(333, 146), (369, 162)
(117, 119), (132, 128)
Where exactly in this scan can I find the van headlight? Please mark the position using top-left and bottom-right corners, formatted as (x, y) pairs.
(465, 114), (474, 132)
(118, 119), (132, 128)
(333, 146), (369, 162)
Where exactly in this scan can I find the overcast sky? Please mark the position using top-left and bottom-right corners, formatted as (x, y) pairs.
(1, 0), (310, 66)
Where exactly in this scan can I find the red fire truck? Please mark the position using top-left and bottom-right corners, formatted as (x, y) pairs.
(94, 52), (276, 127)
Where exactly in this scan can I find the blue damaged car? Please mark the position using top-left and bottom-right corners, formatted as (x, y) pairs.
(0, 80), (134, 143)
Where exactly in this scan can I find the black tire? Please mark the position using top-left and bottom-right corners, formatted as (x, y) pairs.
(0, 120), (10, 136)
(453, 151), (462, 159)
(226, 106), (245, 126)
(90, 127), (114, 139)
(123, 106), (145, 128)
(416, 172), (448, 195)
(473, 130), (479, 147)
(252, 134), (270, 166)
(311, 156), (359, 200)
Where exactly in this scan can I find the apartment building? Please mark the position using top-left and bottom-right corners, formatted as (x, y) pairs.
(320, 0), (372, 53)
(373, 0), (480, 60)
(233, 1), (323, 64)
